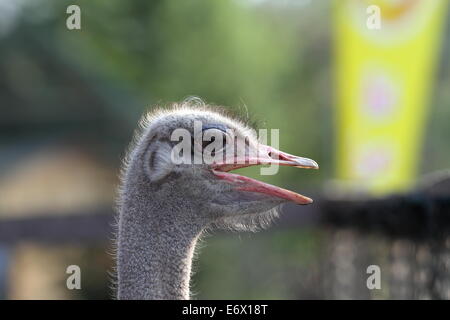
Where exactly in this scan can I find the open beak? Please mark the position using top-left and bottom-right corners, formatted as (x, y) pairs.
(212, 144), (319, 205)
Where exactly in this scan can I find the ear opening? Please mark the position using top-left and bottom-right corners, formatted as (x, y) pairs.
(143, 142), (174, 182)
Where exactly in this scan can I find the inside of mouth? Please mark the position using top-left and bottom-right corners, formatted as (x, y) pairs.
(214, 166), (313, 205)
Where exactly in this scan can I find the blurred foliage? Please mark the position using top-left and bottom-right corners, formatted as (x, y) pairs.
(1, 0), (335, 187)
(1, 0), (449, 184)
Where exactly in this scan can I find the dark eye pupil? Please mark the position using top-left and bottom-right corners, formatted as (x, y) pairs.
(202, 136), (215, 149)
(202, 135), (227, 153)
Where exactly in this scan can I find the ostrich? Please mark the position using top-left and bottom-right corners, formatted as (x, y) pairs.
(115, 100), (318, 299)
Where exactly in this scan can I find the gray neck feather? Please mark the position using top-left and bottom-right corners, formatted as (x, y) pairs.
(116, 167), (205, 299)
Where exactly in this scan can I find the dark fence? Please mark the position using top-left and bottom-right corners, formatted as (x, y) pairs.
(318, 172), (450, 299)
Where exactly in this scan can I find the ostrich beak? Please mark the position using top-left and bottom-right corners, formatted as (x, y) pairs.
(256, 145), (319, 170)
(212, 144), (318, 205)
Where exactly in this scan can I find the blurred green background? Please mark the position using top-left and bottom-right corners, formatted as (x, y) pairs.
(0, 0), (449, 299)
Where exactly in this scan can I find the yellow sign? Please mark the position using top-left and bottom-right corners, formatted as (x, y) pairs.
(334, 0), (448, 195)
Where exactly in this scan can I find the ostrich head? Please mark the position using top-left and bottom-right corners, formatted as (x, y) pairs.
(116, 100), (318, 299)
(121, 101), (318, 231)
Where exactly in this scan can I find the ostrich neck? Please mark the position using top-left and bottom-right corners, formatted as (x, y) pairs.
(117, 193), (204, 300)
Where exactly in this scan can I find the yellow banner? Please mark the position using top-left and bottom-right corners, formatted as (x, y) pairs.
(334, 0), (448, 195)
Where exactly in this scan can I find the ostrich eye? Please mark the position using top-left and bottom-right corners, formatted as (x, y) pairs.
(202, 133), (227, 150)
(202, 136), (215, 149)
(201, 125), (228, 151)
